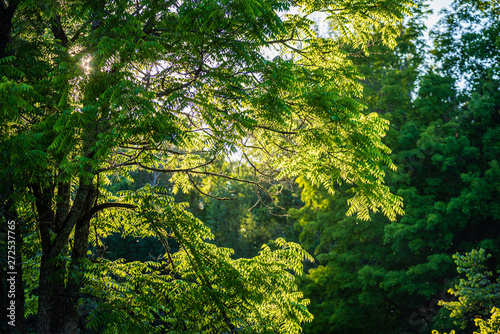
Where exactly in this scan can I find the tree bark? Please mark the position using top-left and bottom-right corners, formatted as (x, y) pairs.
(0, 0), (20, 59)
(36, 182), (97, 334)
(1, 182), (25, 333)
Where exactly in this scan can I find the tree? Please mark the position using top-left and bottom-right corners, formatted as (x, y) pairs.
(0, 0), (410, 332)
(432, 249), (500, 334)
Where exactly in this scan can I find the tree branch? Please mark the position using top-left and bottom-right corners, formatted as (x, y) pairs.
(136, 156), (217, 173)
(186, 173), (234, 201)
(51, 15), (69, 47)
(84, 202), (137, 222)
(156, 59), (204, 98)
(255, 125), (298, 135)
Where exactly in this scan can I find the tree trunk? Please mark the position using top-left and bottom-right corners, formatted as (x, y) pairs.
(1, 181), (25, 333)
(0, 0), (19, 59)
(36, 182), (96, 334)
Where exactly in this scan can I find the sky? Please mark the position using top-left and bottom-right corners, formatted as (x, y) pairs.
(312, 0), (456, 36)
(422, 0), (454, 48)
(426, 0), (454, 30)
(263, 0), (457, 60)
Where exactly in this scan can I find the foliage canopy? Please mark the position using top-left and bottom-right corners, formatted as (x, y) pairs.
(0, 0), (411, 332)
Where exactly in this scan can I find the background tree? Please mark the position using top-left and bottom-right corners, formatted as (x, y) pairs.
(432, 249), (500, 334)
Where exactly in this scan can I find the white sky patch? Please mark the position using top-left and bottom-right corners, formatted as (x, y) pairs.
(265, 1), (455, 59)
(424, 0), (454, 46)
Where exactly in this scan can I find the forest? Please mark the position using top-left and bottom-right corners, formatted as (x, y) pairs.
(0, 0), (499, 333)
